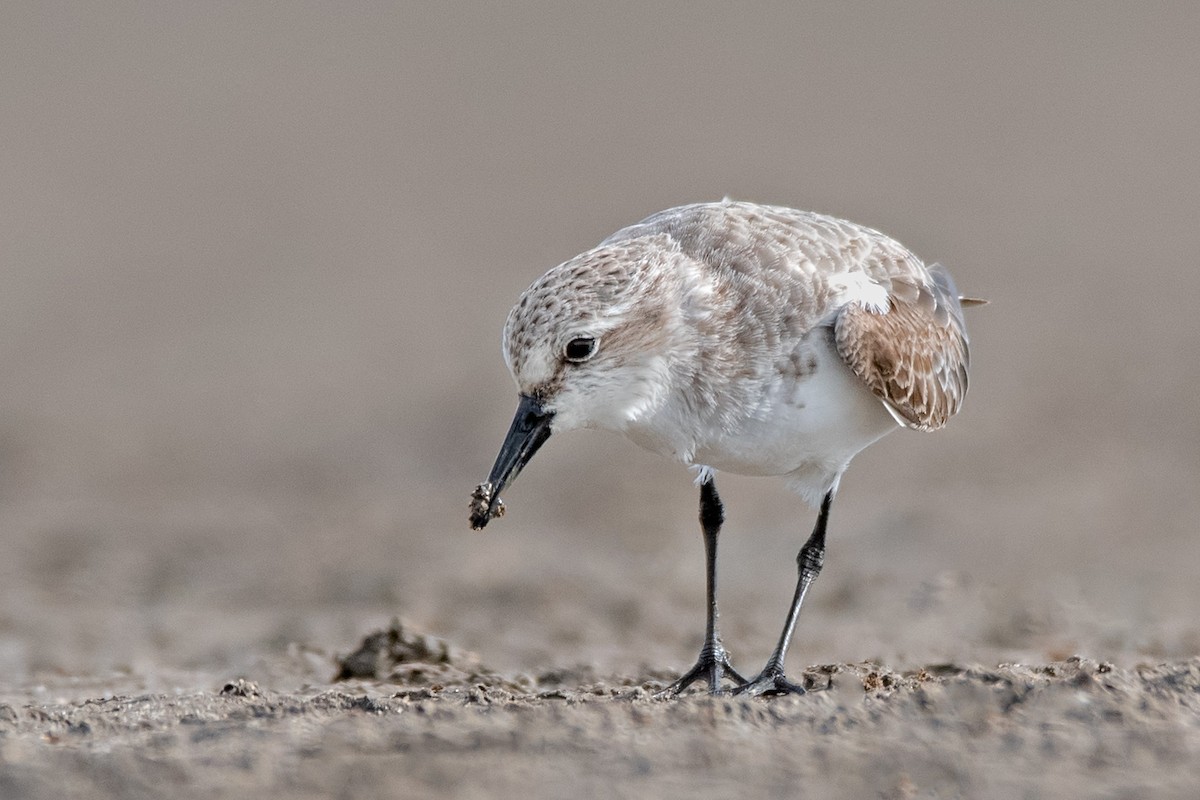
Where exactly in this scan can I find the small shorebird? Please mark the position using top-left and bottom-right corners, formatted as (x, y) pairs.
(470, 200), (979, 697)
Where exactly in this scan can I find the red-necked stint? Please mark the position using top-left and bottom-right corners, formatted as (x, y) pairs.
(470, 200), (981, 697)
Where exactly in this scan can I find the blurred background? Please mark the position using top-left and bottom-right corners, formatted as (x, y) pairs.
(2, 2), (1198, 694)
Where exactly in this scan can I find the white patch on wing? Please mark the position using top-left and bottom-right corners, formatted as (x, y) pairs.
(835, 272), (890, 314)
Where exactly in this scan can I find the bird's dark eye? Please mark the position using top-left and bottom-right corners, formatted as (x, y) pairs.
(564, 336), (597, 363)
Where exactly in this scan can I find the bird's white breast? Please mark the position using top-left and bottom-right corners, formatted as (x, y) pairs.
(631, 328), (900, 504)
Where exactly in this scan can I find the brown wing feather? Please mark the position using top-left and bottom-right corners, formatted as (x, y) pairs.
(834, 267), (971, 432)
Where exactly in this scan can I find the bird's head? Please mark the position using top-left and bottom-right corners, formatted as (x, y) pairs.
(470, 238), (687, 529)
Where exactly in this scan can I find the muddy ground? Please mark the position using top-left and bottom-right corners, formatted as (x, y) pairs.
(4, 630), (1200, 799)
(3, 3), (1200, 798)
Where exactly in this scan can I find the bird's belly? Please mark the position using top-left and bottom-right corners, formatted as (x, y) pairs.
(691, 338), (899, 480)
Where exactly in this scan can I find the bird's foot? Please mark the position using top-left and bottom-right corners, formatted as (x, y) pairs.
(733, 665), (807, 697)
(656, 644), (747, 698)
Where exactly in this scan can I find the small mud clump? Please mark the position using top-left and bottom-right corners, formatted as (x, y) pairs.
(334, 619), (483, 684)
(469, 482), (504, 529)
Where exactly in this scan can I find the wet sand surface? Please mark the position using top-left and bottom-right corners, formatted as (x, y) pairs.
(3, 3), (1200, 798)
(6, 649), (1200, 800)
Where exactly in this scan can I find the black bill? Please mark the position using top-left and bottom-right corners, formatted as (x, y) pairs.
(469, 394), (554, 530)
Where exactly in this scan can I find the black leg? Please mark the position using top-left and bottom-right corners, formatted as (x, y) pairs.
(735, 490), (833, 697)
(657, 477), (747, 697)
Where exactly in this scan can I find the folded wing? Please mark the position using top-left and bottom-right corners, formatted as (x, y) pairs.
(834, 265), (971, 432)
